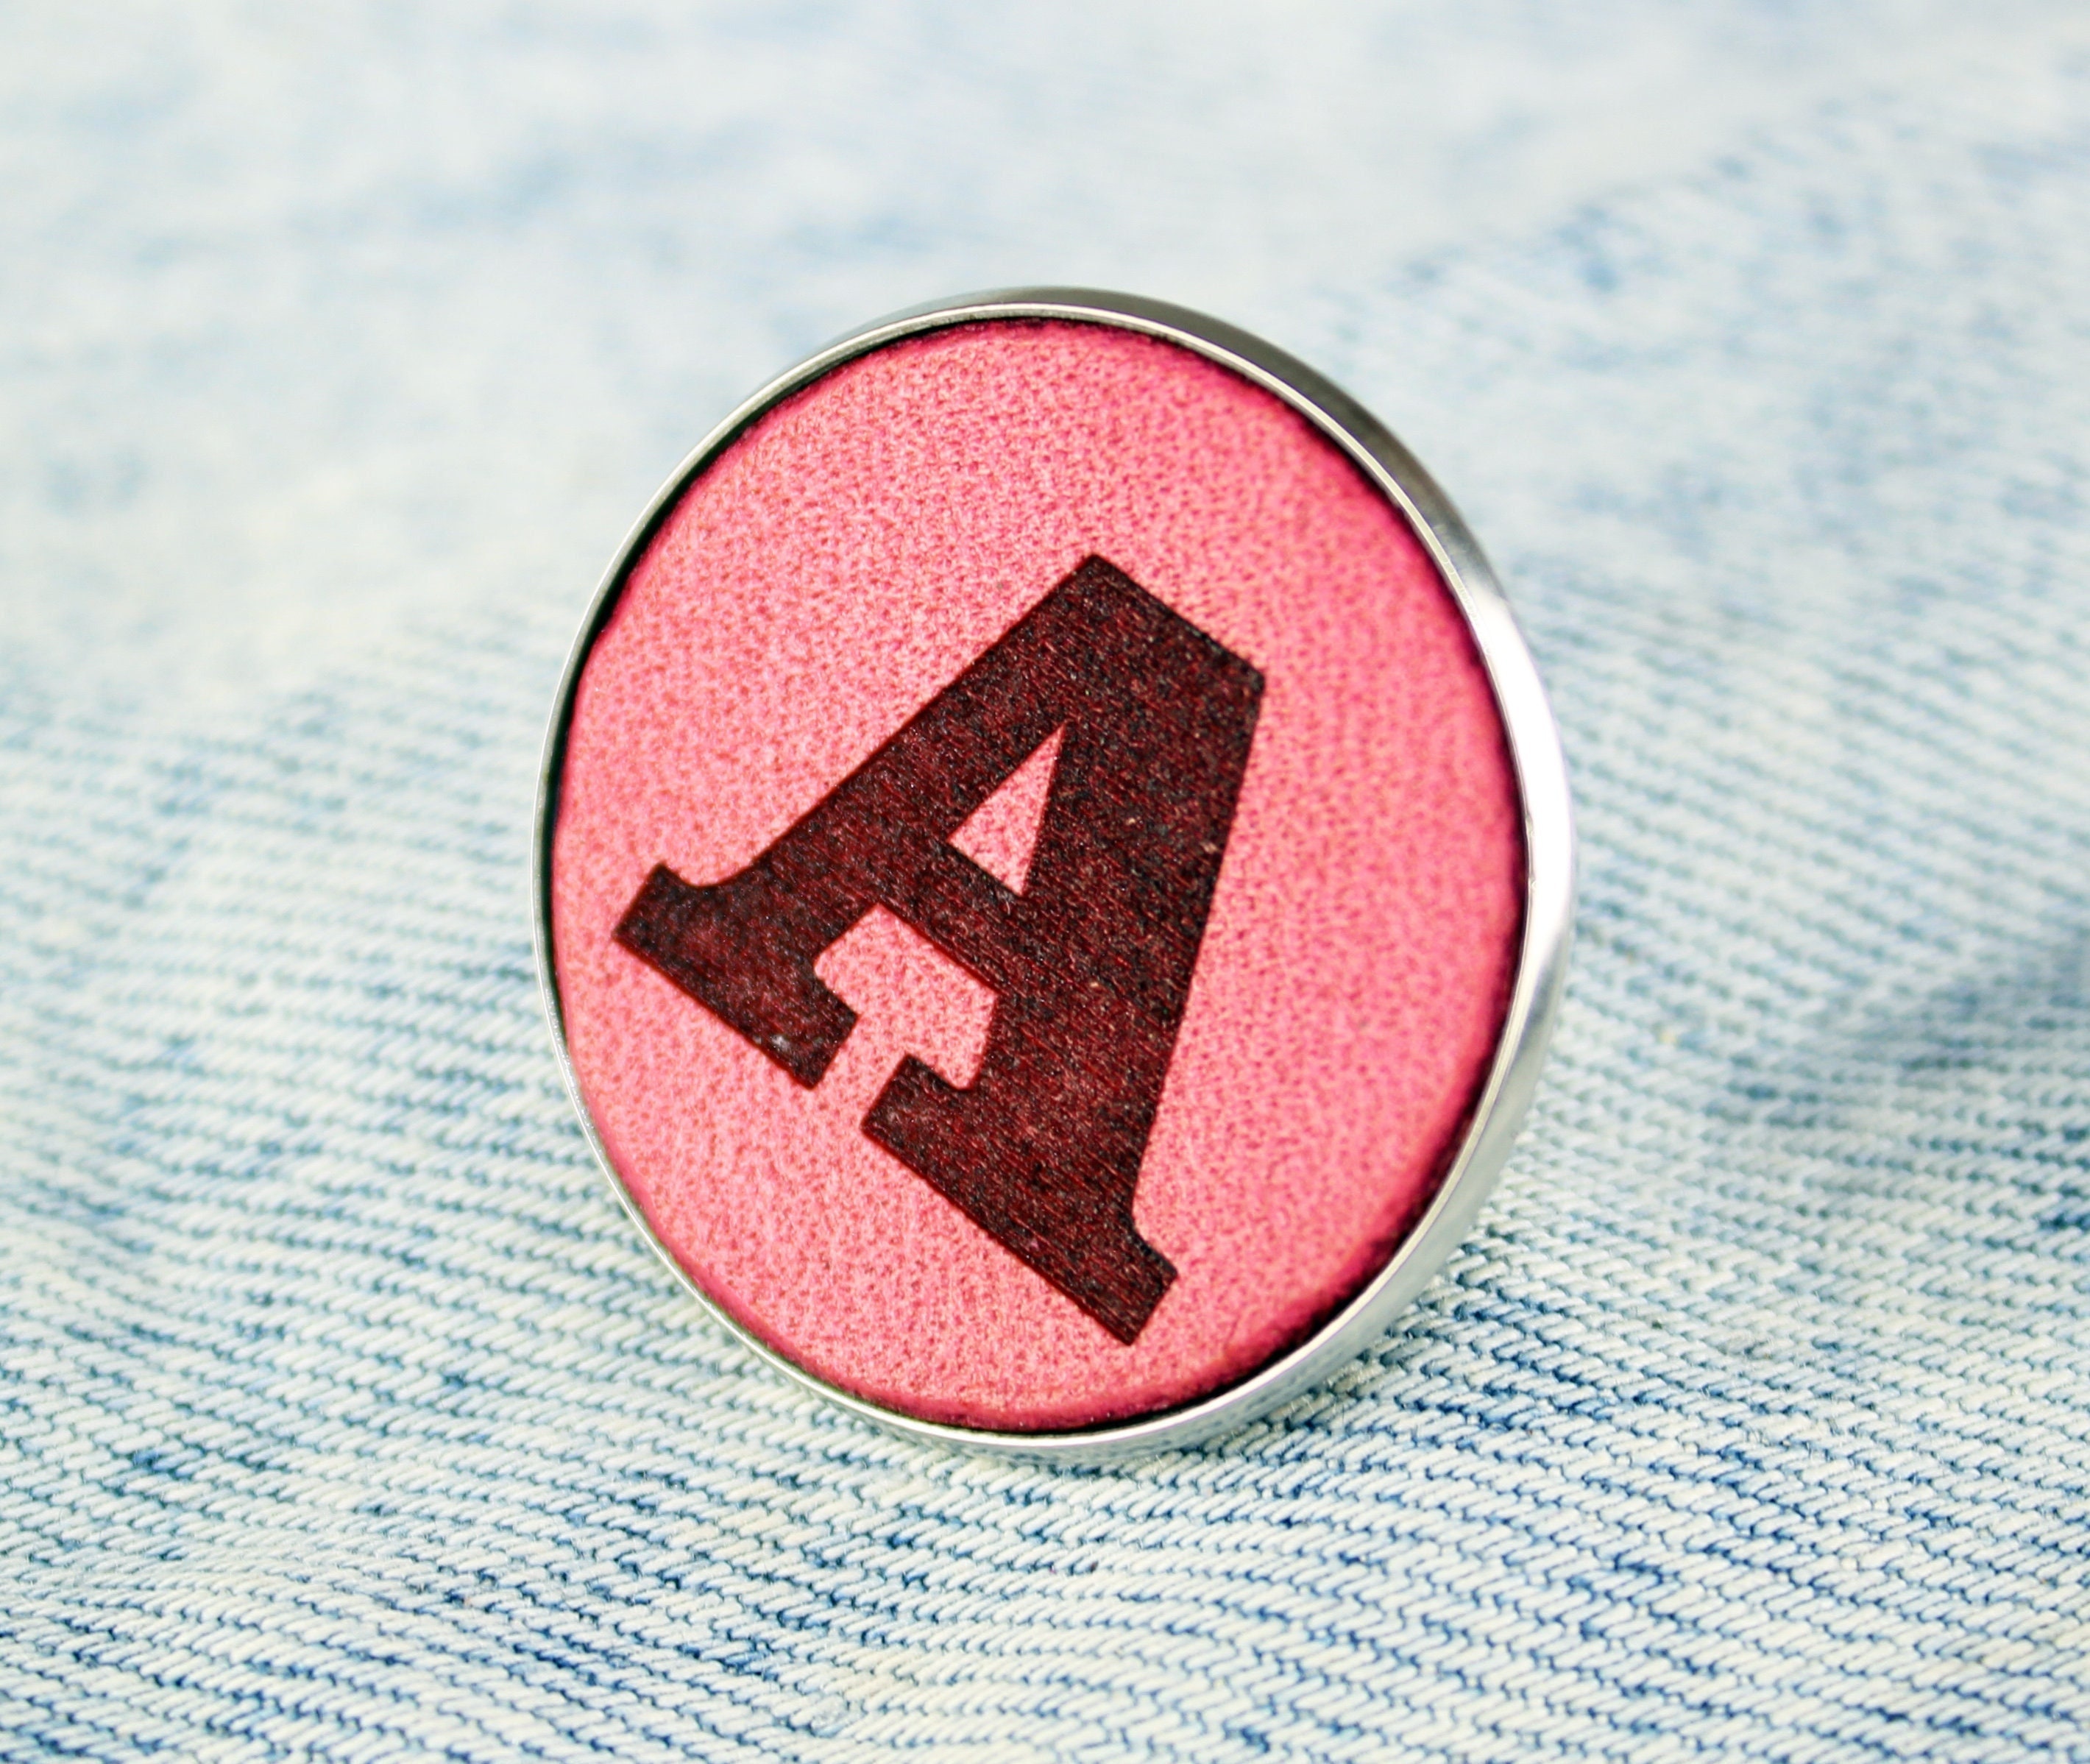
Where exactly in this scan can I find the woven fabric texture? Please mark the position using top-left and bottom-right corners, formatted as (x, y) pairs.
(4, 5), (2089, 1759)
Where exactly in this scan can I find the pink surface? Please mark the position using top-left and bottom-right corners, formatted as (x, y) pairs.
(551, 319), (1523, 1430)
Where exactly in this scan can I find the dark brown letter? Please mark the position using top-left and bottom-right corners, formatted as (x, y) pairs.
(615, 556), (1263, 1342)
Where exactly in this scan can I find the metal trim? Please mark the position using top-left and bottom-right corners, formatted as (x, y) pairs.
(533, 288), (1576, 1462)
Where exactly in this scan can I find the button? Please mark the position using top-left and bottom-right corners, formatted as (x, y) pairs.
(536, 290), (1574, 1456)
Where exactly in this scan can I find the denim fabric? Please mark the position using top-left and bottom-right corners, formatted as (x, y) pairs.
(4, 6), (2089, 1759)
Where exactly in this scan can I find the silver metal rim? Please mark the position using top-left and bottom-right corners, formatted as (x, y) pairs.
(533, 288), (1576, 1463)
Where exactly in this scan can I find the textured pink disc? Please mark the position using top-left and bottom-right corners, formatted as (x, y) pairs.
(550, 319), (1524, 1431)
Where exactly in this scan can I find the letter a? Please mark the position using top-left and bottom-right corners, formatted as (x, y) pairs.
(615, 556), (1264, 1343)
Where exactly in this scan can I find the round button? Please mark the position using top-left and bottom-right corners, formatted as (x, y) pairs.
(538, 291), (1572, 1454)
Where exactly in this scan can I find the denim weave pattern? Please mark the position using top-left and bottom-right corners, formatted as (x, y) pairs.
(2, 6), (2089, 1758)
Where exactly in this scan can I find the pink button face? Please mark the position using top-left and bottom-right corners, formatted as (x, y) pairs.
(548, 314), (1527, 1434)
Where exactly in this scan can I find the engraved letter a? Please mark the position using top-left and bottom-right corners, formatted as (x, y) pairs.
(615, 556), (1264, 1344)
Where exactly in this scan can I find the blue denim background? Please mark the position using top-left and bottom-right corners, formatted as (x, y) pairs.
(4, 5), (2089, 1757)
